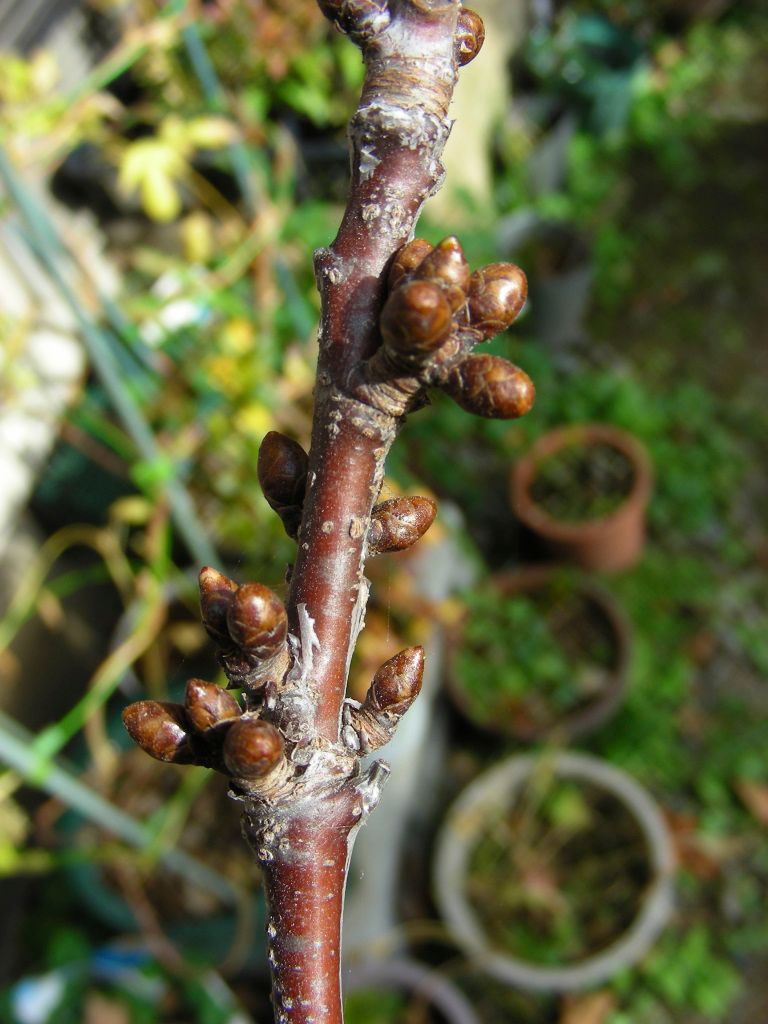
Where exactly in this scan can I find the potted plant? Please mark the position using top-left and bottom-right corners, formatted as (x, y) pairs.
(511, 423), (653, 572)
(433, 750), (675, 993)
(446, 566), (631, 742)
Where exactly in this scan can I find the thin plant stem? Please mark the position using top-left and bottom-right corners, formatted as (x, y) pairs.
(0, 709), (241, 905)
(0, 147), (219, 566)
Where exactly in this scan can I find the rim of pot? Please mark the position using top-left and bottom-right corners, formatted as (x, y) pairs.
(344, 957), (481, 1024)
(433, 750), (675, 993)
(510, 423), (654, 540)
(444, 566), (632, 742)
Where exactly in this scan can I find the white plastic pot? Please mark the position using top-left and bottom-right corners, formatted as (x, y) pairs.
(345, 958), (480, 1024)
(433, 751), (675, 993)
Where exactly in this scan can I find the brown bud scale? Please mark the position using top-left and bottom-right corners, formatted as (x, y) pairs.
(455, 8), (485, 66)
(369, 496), (437, 554)
(387, 238), (434, 292)
(380, 280), (453, 366)
(370, 646), (425, 714)
(468, 262), (527, 340)
(184, 678), (242, 733)
(199, 566), (238, 645)
(223, 717), (284, 779)
(257, 431), (308, 540)
(227, 582), (288, 660)
(443, 354), (535, 420)
(413, 236), (470, 313)
(122, 700), (194, 763)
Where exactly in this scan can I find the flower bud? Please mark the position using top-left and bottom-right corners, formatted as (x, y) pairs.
(468, 263), (527, 339)
(199, 566), (238, 645)
(369, 647), (424, 715)
(442, 354), (535, 419)
(413, 236), (470, 312)
(227, 582), (288, 660)
(380, 280), (453, 366)
(316, 0), (343, 19)
(257, 431), (308, 539)
(223, 717), (284, 779)
(122, 701), (194, 763)
(387, 238), (434, 291)
(184, 678), (242, 733)
(369, 496), (437, 554)
(455, 8), (485, 66)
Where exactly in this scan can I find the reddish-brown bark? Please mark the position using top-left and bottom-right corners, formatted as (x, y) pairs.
(122, 5), (537, 1022)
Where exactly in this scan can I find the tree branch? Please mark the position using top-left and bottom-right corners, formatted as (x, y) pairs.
(122, 4), (535, 1022)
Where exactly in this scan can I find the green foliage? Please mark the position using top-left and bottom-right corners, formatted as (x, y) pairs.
(344, 990), (408, 1024)
(455, 574), (614, 728)
(610, 927), (742, 1021)
(402, 341), (745, 554)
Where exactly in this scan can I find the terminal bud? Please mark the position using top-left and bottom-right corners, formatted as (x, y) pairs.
(184, 678), (242, 733)
(369, 496), (437, 554)
(442, 354), (535, 420)
(369, 646), (425, 715)
(223, 718), (284, 779)
(227, 583), (288, 660)
(122, 701), (194, 764)
(468, 262), (527, 339)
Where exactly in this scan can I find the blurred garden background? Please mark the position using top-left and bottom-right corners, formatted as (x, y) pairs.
(1, 0), (767, 1021)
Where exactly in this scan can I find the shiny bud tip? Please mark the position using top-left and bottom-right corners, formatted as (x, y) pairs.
(184, 678), (242, 732)
(413, 236), (470, 312)
(226, 582), (288, 659)
(387, 238), (434, 291)
(370, 646), (425, 714)
(199, 566), (238, 643)
(122, 700), (194, 763)
(223, 718), (284, 779)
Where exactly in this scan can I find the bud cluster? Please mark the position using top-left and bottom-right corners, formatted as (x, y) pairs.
(122, 681), (287, 788)
(199, 566), (289, 689)
(374, 235), (535, 421)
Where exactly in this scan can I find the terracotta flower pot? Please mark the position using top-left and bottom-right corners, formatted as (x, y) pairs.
(511, 423), (653, 573)
(446, 566), (631, 743)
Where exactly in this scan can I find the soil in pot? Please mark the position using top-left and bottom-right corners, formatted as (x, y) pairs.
(511, 424), (653, 573)
(466, 772), (651, 968)
(529, 440), (636, 523)
(451, 570), (626, 740)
